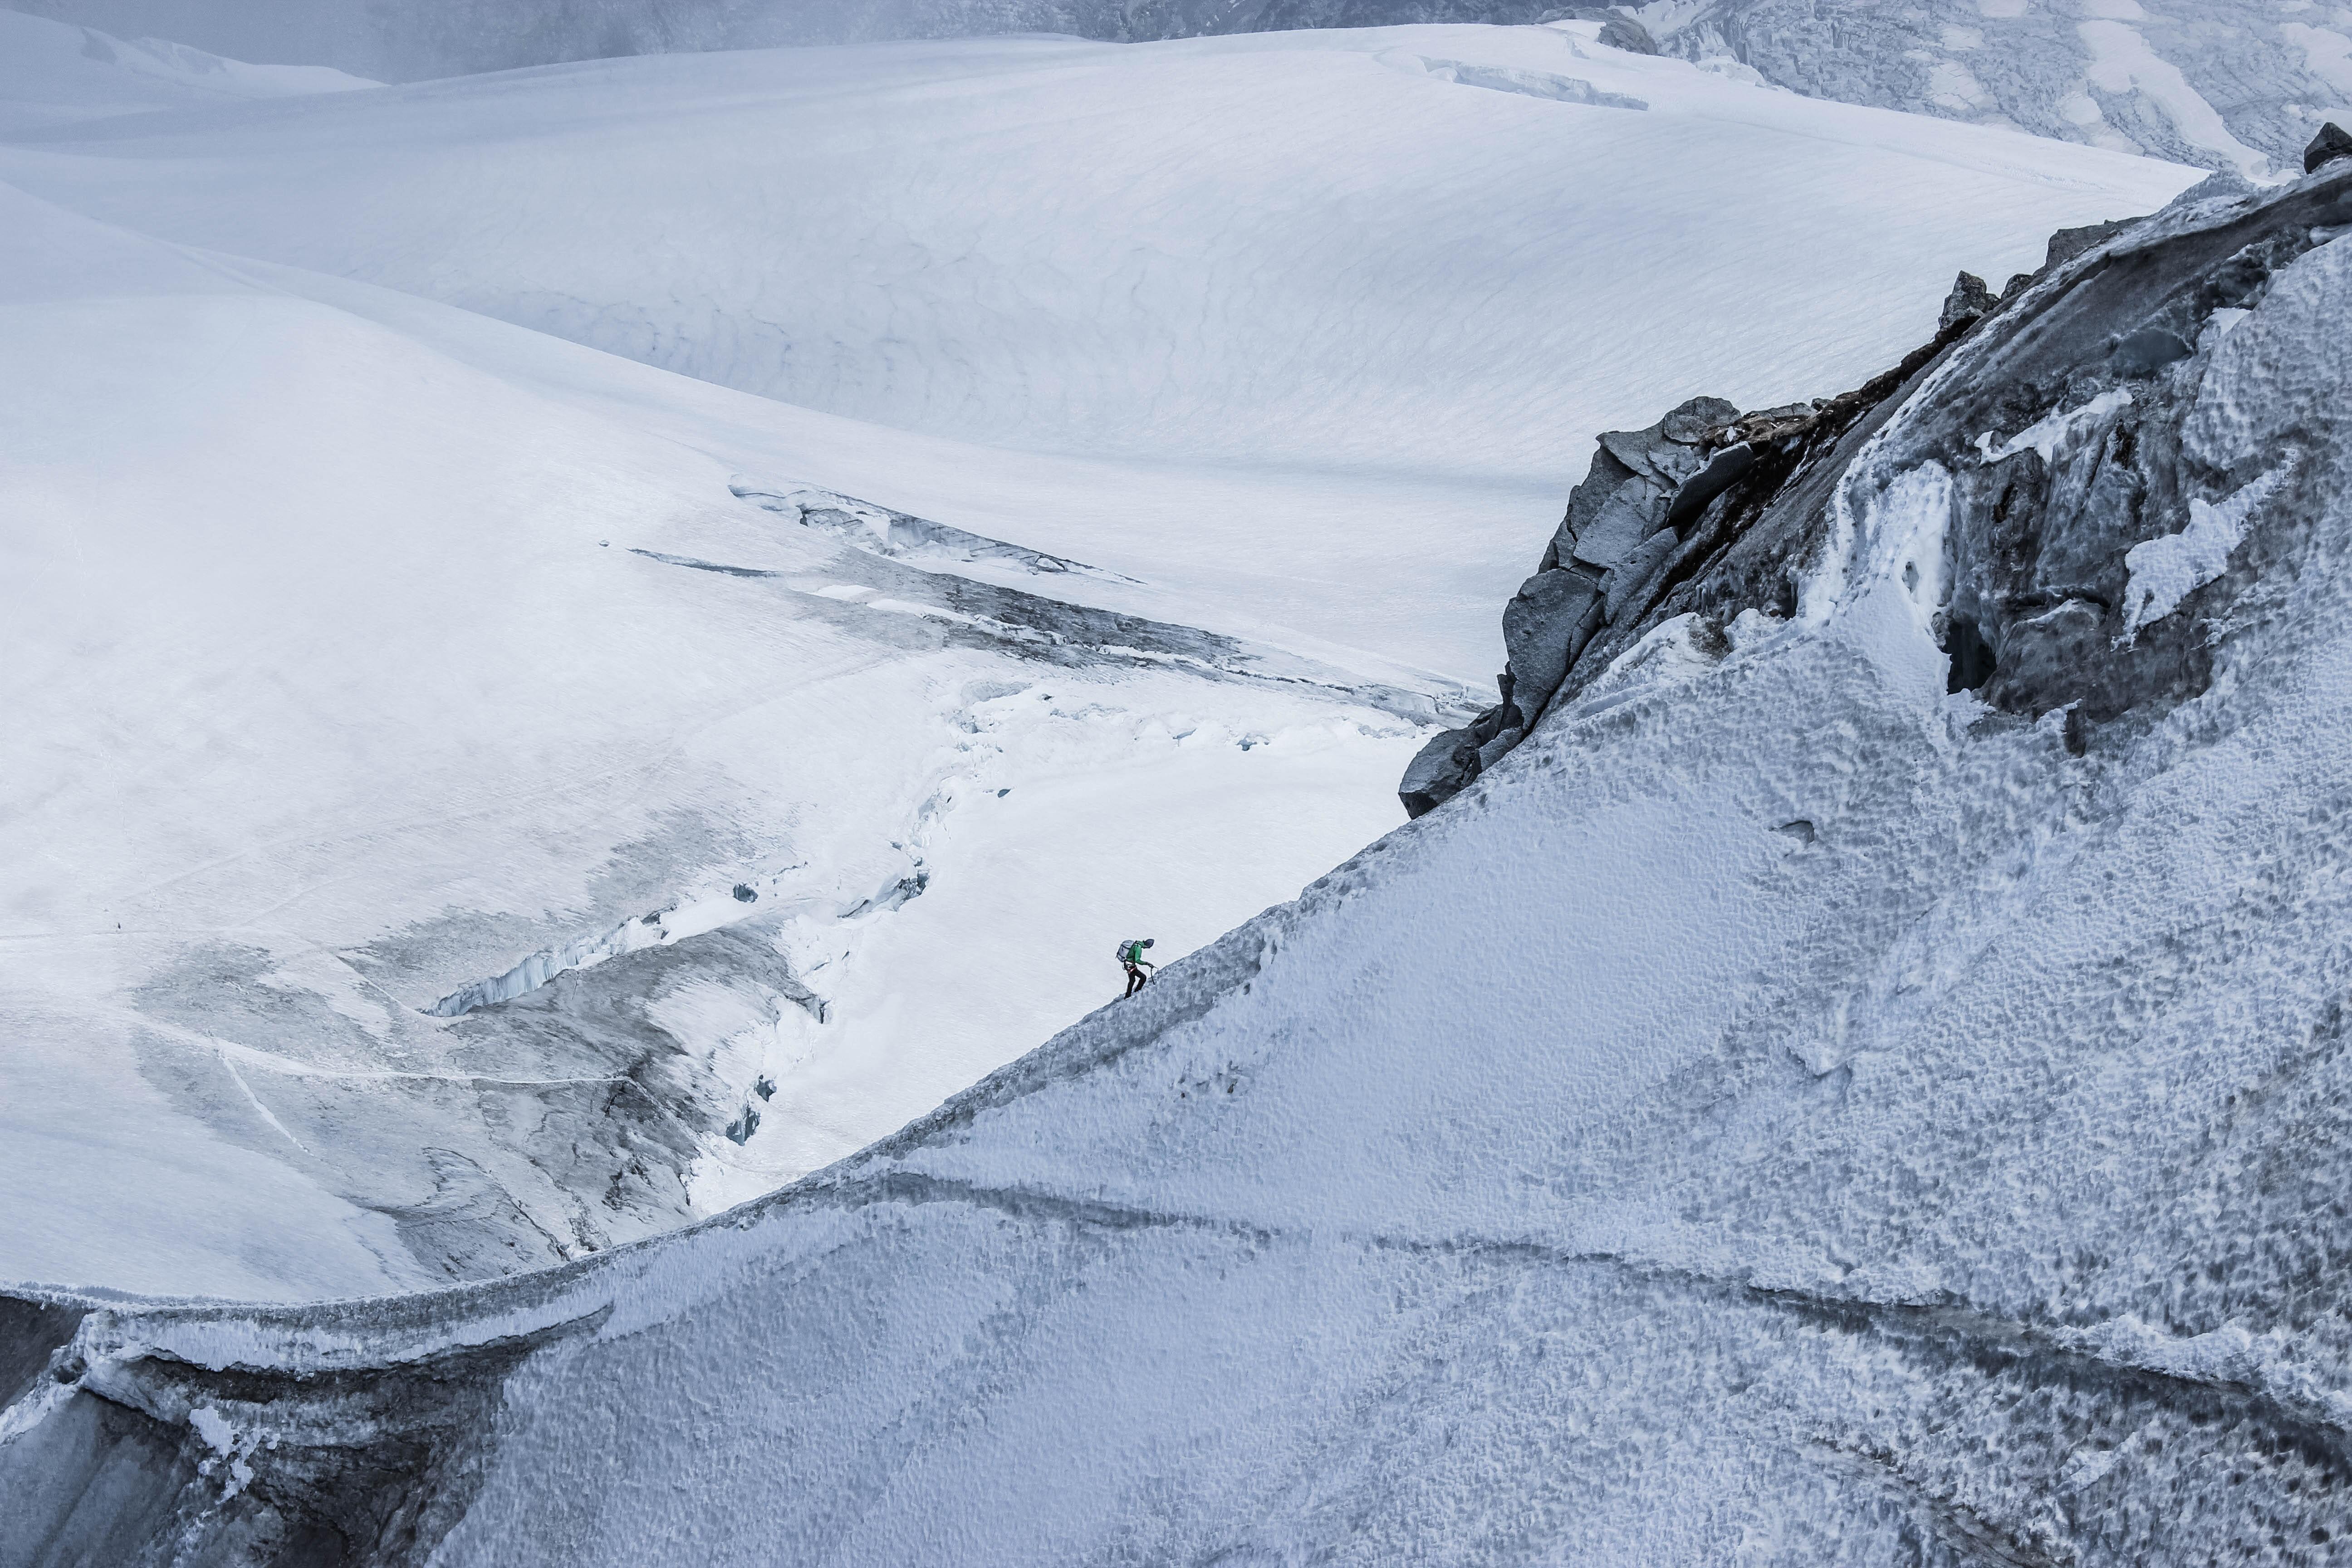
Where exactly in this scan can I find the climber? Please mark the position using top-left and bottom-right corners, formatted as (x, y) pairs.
(1117, 937), (1156, 997)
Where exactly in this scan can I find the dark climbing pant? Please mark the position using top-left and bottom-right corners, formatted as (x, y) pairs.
(1124, 965), (1148, 997)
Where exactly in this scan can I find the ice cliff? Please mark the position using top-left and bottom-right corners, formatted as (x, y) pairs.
(5, 139), (2351, 1565)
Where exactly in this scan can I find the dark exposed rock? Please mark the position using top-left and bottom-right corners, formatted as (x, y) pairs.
(1592, 13), (1657, 54)
(1502, 565), (1604, 711)
(1401, 394), (1742, 818)
(2308, 122), (2352, 175)
(1396, 730), (1474, 818)
(0, 1308), (572, 1567)
(0, 1296), (85, 1411)
(1565, 473), (1669, 568)
(1943, 614), (1997, 693)
(1536, 6), (1658, 52)
(1937, 270), (1999, 332)
(1656, 396), (1738, 446)
(1602, 530), (1677, 620)
(1401, 358), (1949, 817)
(1662, 441), (1755, 533)
(2111, 324), (2194, 377)
(2045, 216), (2141, 272)
(1406, 165), (2352, 816)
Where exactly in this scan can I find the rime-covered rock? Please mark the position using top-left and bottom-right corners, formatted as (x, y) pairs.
(1406, 165), (2352, 813)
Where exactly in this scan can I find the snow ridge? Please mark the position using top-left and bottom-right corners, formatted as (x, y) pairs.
(8, 154), (2352, 1567)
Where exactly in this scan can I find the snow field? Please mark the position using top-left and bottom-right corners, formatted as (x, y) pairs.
(692, 687), (1414, 1209)
(0, 180), (1420, 1296)
(1, 21), (2201, 1298)
(64, 212), (2352, 1551)
(0, 21), (2200, 675)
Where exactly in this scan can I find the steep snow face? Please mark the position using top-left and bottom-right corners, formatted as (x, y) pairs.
(1636, 0), (2344, 178)
(6, 165), (2349, 1568)
(1, 26), (2189, 1299)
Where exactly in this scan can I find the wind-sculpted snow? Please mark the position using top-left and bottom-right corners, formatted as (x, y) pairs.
(8, 162), (2351, 1566)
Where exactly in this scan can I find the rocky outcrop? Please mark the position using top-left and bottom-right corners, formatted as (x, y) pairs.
(1536, 6), (1656, 54)
(1403, 392), (1748, 814)
(1404, 322), (1982, 815)
(1407, 158), (2352, 816)
(2312, 122), (2352, 176)
(7, 142), (2352, 1568)
(1935, 270), (1999, 334)
(1643, 0), (2334, 176)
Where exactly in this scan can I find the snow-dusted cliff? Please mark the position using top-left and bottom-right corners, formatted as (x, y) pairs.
(1408, 130), (2352, 813)
(8, 136), (2350, 1568)
(1635, 0), (2343, 178)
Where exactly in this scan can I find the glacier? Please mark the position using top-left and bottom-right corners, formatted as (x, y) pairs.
(0, 21), (2195, 1301)
(13, 0), (2348, 176)
(5, 146), (2352, 1564)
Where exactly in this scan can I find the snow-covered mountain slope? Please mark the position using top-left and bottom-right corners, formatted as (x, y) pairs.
(15, 0), (2340, 177)
(1, 24), (2197, 676)
(1635, 0), (2347, 181)
(7, 156), (2349, 1567)
(0, 179), (1436, 1301)
(1, 25), (2192, 1303)
(0, 10), (375, 134)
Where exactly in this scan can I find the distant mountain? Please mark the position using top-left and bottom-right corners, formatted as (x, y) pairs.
(13, 0), (2346, 173)
(1635, 0), (2341, 179)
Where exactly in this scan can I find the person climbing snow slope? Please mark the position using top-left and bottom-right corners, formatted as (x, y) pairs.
(1117, 937), (1156, 998)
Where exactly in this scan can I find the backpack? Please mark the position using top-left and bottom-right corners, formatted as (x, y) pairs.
(1116, 939), (1142, 965)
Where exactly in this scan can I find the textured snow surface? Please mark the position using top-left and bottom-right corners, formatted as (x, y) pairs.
(1, 26), (2194, 1301)
(12, 187), (2351, 1560)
